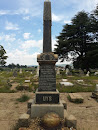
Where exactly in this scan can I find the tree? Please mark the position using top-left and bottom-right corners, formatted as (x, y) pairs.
(55, 11), (98, 71)
(0, 45), (8, 66)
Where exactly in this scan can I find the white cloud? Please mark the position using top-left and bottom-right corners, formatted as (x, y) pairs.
(23, 16), (30, 20)
(4, 34), (16, 42)
(52, 38), (57, 52)
(21, 39), (43, 51)
(64, 20), (71, 24)
(14, 8), (30, 15)
(0, 10), (10, 15)
(0, 33), (16, 42)
(0, 36), (2, 40)
(7, 49), (39, 65)
(23, 33), (31, 39)
(52, 13), (64, 22)
(38, 29), (41, 33)
(5, 21), (19, 30)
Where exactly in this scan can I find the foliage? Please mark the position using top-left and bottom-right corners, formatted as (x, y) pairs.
(0, 45), (8, 66)
(8, 63), (27, 69)
(16, 94), (30, 102)
(55, 9), (98, 70)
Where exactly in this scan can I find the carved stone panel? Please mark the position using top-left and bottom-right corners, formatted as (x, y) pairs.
(38, 64), (56, 91)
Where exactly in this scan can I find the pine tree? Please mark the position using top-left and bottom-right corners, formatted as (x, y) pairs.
(0, 45), (8, 66)
(55, 10), (98, 70)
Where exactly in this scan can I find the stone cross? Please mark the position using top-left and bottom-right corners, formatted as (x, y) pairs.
(43, 0), (52, 52)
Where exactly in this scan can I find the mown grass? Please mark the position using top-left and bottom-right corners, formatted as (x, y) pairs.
(57, 83), (95, 93)
(0, 69), (97, 93)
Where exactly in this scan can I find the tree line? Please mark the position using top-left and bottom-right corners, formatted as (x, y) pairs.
(55, 5), (98, 71)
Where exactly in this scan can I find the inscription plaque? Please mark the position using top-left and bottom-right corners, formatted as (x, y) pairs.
(36, 93), (59, 104)
(38, 64), (56, 91)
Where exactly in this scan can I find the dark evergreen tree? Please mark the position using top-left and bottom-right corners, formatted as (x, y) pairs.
(55, 10), (98, 71)
(0, 45), (8, 66)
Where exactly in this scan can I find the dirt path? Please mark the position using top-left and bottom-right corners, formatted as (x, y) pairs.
(0, 92), (98, 130)
(60, 92), (98, 130)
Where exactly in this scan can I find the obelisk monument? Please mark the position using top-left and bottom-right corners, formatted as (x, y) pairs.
(43, 0), (52, 52)
(31, 0), (64, 118)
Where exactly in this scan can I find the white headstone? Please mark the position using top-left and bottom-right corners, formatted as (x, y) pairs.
(86, 71), (90, 77)
(94, 71), (98, 76)
(56, 68), (60, 75)
(66, 68), (70, 75)
(36, 66), (39, 76)
(95, 84), (98, 92)
(60, 82), (74, 86)
(19, 68), (22, 74)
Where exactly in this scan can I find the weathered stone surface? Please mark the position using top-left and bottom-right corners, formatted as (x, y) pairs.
(65, 115), (77, 129)
(62, 79), (68, 82)
(38, 64), (56, 91)
(68, 93), (84, 103)
(61, 100), (67, 109)
(42, 112), (60, 128)
(35, 89), (59, 104)
(18, 113), (30, 127)
(43, 0), (51, 53)
(25, 80), (30, 83)
(27, 99), (34, 109)
(31, 100), (64, 118)
(60, 82), (74, 87)
(95, 84), (98, 92)
(19, 128), (31, 130)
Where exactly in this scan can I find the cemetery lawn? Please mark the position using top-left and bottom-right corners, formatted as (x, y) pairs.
(56, 75), (97, 93)
(0, 70), (98, 129)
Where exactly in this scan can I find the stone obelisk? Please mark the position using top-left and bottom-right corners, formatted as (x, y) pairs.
(43, 0), (52, 52)
(31, 0), (64, 118)
(37, 0), (58, 92)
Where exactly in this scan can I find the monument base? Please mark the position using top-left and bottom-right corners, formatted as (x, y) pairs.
(35, 89), (59, 104)
(31, 100), (64, 118)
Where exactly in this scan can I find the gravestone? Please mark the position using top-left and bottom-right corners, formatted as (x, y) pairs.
(19, 68), (22, 74)
(66, 68), (70, 76)
(36, 66), (39, 76)
(94, 71), (98, 76)
(86, 71), (90, 77)
(31, 0), (64, 118)
(92, 84), (98, 101)
(56, 67), (60, 75)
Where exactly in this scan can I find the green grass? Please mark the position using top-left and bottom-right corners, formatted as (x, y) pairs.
(16, 94), (30, 102)
(57, 83), (95, 93)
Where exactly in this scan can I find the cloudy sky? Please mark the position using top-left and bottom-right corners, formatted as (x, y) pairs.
(0, 0), (97, 65)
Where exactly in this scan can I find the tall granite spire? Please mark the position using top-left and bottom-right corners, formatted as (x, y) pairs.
(43, 0), (52, 53)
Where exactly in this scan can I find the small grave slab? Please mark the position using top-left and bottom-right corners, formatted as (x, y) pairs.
(68, 93), (84, 103)
(60, 82), (74, 86)
(62, 79), (68, 82)
(77, 80), (84, 83)
(25, 80), (30, 83)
